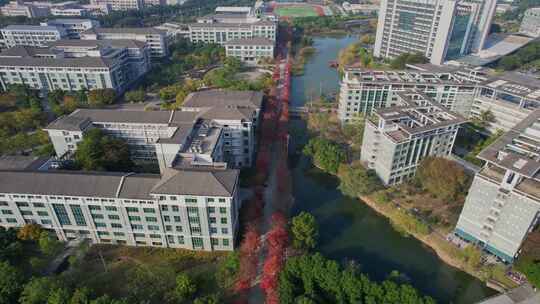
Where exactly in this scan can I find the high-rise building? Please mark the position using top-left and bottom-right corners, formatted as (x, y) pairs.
(90, 0), (142, 11)
(520, 7), (540, 38)
(374, 0), (497, 65)
(360, 91), (466, 185)
(455, 109), (540, 262)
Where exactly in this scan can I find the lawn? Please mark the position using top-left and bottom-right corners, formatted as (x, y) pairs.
(275, 5), (319, 18)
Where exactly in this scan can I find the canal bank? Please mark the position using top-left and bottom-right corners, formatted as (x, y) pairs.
(288, 35), (496, 303)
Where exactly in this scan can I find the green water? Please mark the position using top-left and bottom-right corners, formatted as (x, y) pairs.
(289, 36), (496, 304)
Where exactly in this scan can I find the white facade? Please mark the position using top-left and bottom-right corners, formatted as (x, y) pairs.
(224, 38), (274, 64)
(455, 110), (540, 262)
(0, 169), (240, 251)
(360, 91), (465, 185)
(1, 25), (68, 48)
(520, 7), (540, 38)
(41, 19), (100, 39)
(81, 28), (168, 58)
(0, 1), (49, 18)
(374, 0), (496, 65)
(90, 0), (142, 11)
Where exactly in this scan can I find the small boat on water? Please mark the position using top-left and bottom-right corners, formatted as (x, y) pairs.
(328, 60), (338, 68)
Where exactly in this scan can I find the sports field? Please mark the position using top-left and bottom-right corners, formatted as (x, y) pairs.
(274, 5), (321, 17)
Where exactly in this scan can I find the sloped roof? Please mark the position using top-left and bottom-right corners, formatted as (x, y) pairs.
(151, 168), (238, 197)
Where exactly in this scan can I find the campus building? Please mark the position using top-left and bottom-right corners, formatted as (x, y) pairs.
(360, 91), (466, 185)
(81, 27), (168, 58)
(338, 66), (477, 122)
(0, 167), (240, 251)
(223, 38), (274, 65)
(41, 19), (100, 39)
(520, 7), (540, 38)
(0, 25), (68, 48)
(374, 0), (497, 65)
(182, 89), (263, 167)
(0, 39), (150, 93)
(455, 109), (540, 262)
(0, 0), (49, 18)
(90, 0), (142, 11)
(45, 90), (262, 169)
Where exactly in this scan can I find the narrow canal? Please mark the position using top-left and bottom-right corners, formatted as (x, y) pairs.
(288, 35), (496, 304)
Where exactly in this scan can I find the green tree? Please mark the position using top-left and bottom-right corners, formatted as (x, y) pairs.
(124, 89), (146, 103)
(216, 252), (240, 290)
(74, 129), (133, 172)
(0, 261), (24, 304)
(303, 137), (346, 174)
(337, 163), (382, 197)
(341, 117), (365, 147)
(38, 231), (62, 256)
(20, 277), (60, 304)
(516, 259), (540, 289)
(193, 294), (219, 304)
(390, 53), (428, 69)
(0, 227), (23, 262)
(415, 157), (469, 202)
(173, 273), (197, 302)
(87, 89), (116, 107)
(291, 212), (318, 251)
(47, 288), (71, 304)
(89, 295), (128, 304)
(17, 223), (44, 241)
(69, 287), (92, 304)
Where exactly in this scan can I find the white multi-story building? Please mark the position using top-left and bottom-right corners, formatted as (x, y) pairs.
(182, 89), (263, 167)
(455, 109), (540, 262)
(81, 27), (168, 58)
(520, 7), (540, 38)
(41, 19), (100, 39)
(0, 167), (241, 251)
(188, 5), (277, 55)
(0, 0), (49, 18)
(0, 40), (150, 94)
(0, 25), (68, 48)
(361, 91), (466, 185)
(45, 109), (225, 171)
(224, 38), (274, 64)
(90, 0), (142, 11)
(143, 0), (166, 6)
(374, 0), (497, 65)
(338, 66), (477, 122)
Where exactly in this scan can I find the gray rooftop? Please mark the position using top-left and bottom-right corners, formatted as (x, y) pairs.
(46, 115), (91, 131)
(1, 25), (62, 31)
(183, 89), (263, 109)
(47, 39), (147, 49)
(68, 109), (200, 125)
(0, 156), (49, 171)
(83, 27), (166, 36)
(0, 45), (55, 58)
(0, 56), (115, 68)
(0, 167), (239, 198)
(152, 168), (238, 197)
(224, 37), (274, 46)
(476, 283), (540, 304)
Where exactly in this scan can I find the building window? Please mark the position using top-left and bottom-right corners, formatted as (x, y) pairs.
(108, 215), (120, 220)
(172, 206), (179, 212)
(95, 222), (106, 228)
(20, 210), (33, 216)
(192, 237), (203, 248)
(52, 204), (71, 226)
(210, 227), (217, 234)
(211, 238), (218, 246)
(111, 223), (122, 228)
(105, 206), (117, 212)
(88, 205), (101, 211)
(185, 198), (197, 204)
(143, 208), (155, 214)
(221, 218), (227, 224)
(163, 215), (170, 222)
(178, 235), (184, 244)
(173, 216), (181, 222)
(131, 224), (143, 230)
(209, 217), (216, 224)
(126, 207), (139, 213)
(128, 215), (141, 221)
(145, 217), (157, 222)
(148, 225), (160, 231)
(219, 207), (227, 214)
(222, 228), (228, 234)
(208, 207), (215, 213)
(176, 226), (183, 232)
(70, 205), (87, 226)
(37, 211), (48, 216)
(160, 205), (168, 211)
(223, 239), (229, 246)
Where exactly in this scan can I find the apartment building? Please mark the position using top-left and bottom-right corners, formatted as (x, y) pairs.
(0, 0), (49, 18)
(144, 0), (166, 6)
(182, 90), (263, 167)
(338, 66), (477, 122)
(90, 0), (142, 11)
(520, 7), (540, 38)
(0, 25), (68, 48)
(0, 167), (240, 251)
(374, 0), (497, 65)
(360, 91), (466, 185)
(223, 38), (274, 65)
(81, 27), (168, 58)
(41, 19), (100, 39)
(455, 109), (540, 262)
(0, 40), (150, 93)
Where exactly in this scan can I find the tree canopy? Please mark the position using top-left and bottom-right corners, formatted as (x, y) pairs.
(278, 253), (436, 304)
(337, 163), (382, 197)
(303, 137), (346, 174)
(291, 212), (319, 251)
(415, 157), (469, 202)
(390, 53), (429, 69)
(74, 129), (134, 172)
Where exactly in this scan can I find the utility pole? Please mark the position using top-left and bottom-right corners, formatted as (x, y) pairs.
(98, 249), (108, 273)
